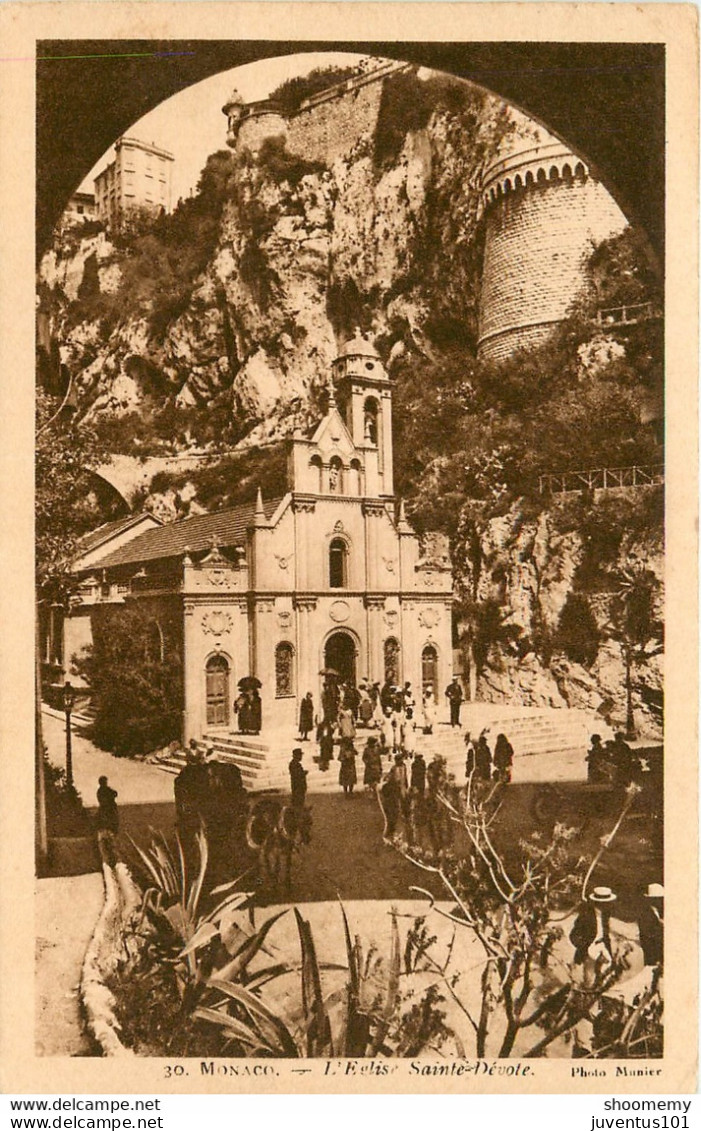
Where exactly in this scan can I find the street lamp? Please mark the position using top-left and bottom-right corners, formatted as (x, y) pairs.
(63, 680), (75, 790)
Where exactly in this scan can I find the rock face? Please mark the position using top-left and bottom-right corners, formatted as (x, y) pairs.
(38, 70), (506, 442)
(456, 491), (664, 739)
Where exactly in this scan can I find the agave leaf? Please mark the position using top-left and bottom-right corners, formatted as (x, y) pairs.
(214, 908), (289, 982)
(293, 908), (334, 1057)
(209, 871), (252, 896)
(242, 962), (292, 991)
(180, 919), (219, 957)
(128, 836), (170, 892)
(368, 907), (401, 1056)
(186, 829), (209, 921)
(202, 890), (253, 928)
(339, 901), (359, 992)
(206, 979), (299, 1057)
(192, 1006), (274, 1055)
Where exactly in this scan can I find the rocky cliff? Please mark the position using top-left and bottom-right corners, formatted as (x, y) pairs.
(38, 65), (664, 736)
(39, 69), (508, 450)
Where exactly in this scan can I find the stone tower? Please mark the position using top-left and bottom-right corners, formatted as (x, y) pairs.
(477, 131), (626, 364)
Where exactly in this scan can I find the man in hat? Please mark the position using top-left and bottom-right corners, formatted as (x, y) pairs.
(445, 676), (464, 728)
(289, 748), (308, 809)
(570, 887), (617, 965)
(638, 883), (664, 970)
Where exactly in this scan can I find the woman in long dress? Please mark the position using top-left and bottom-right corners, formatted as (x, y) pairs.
(338, 739), (357, 797)
(422, 685), (437, 735)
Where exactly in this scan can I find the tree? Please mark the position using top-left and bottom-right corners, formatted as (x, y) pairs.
(555, 592), (601, 666)
(388, 777), (652, 1058)
(607, 563), (662, 738)
(35, 390), (111, 595)
(74, 603), (183, 756)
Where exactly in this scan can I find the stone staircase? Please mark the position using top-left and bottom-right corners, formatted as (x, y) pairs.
(154, 705), (614, 793)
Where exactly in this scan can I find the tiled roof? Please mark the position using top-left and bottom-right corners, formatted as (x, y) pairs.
(88, 497), (284, 570)
(73, 514), (158, 556)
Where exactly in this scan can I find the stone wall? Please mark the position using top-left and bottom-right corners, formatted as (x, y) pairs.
(478, 174), (626, 363)
(287, 79), (384, 165)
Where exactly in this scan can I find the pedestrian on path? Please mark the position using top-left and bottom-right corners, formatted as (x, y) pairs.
(289, 748), (308, 809)
(338, 739), (357, 797)
(298, 693), (314, 741)
(96, 776), (119, 865)
(362, 737), (383, 789)
(445, 677), (464, 728)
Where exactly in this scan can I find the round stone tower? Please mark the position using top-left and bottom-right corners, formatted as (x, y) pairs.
(222, 89), (287, 154)
(477, 135), (626, 364)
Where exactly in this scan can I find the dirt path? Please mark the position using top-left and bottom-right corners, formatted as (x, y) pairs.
(35, 873), (105, 1056)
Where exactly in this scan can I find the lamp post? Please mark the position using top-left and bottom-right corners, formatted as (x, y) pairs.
(63, 680), (75, 790)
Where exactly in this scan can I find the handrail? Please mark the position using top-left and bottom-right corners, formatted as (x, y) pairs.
(539, 464), (664, 495)
(595, 301), (661, 328)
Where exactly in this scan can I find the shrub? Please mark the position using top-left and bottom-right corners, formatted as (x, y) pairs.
(555, 592), (601, 666)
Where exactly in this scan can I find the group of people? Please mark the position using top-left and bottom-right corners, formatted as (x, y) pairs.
(586, 731), (646, 788)
(569, 882), (664, 990)
(234, 686), (262, 735)
(298, 674), (471, 753)
(464, 729), (515, 784)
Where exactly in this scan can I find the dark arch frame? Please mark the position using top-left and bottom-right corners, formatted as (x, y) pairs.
(37, 41), (665, 262)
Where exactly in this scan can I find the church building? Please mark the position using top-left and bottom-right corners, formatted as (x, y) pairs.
(63, 334), (454, 739)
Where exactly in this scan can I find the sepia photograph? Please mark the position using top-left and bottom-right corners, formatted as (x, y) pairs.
(0, 1), (696, 1096)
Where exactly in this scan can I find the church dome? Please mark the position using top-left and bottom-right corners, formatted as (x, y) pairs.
(337, 331), (380, 360)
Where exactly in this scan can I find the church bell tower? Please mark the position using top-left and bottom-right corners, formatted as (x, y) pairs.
(332, 331), (394, 497)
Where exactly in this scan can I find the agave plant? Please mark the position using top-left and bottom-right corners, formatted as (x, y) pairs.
(129, 827), (289, 1011)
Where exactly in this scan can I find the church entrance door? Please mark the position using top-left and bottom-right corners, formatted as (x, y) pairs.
(206, 654), (230, 727)
(324, 631), (357, 688)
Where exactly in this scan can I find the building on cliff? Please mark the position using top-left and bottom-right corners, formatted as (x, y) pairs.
(222, 59), (413, 162)
(52, 334), (453, 739)
(477, 128), (627, 363)
(94, 136), (174, 231)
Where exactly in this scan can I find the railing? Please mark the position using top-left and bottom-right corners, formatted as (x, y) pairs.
(539, 465), (664, 495)
(595, 301), (661, 328)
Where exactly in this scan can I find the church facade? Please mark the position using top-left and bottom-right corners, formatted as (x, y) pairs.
(64, 335), (454, 739)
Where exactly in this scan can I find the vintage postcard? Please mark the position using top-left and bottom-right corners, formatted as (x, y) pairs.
(0, 0), (697, 1096)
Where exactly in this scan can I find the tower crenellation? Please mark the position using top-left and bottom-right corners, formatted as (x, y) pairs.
(477, 132), (626, 363)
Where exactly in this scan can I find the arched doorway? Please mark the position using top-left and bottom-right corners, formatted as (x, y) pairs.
(324, 631), (357, 688)
(205, 653), (230, 727)
(421, 644), (438, 697)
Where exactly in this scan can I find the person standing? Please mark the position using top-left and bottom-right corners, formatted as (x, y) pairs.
(317, 720), (334, 771)
(494, 733), (514, 783)
(422, 685), (437, 735)
(410, 752), (427, 796)
(96, 776), (119, 864)
(289, 748), (308, 809)
(475, 732), (492, 781)
(464, 732), (476, 780)
(638, 883), (664, 972)
(298, 692), (314, 741)
(338, 738), (357, 797)
(445, 677), (464, 728)
(570, 887), (617, 966)
(249, 687), (262, 735)
(338, 705), (356, 742)
(585, 734), (608, 784)
(362, 737), (383, 789)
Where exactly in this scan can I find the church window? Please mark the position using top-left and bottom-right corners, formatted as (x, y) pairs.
(384, 637), (400, 685)
(275, 642), (295, 698)
(363, 398), (379, 445)
(329, 456), (343, 493)
(309, 454), (323, 492)
(329, 538), (348, 588)
(349, 458), (362, 495)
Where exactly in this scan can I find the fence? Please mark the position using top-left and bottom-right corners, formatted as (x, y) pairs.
(538, 464), (664, 495)
(595, 301), (661, 328)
